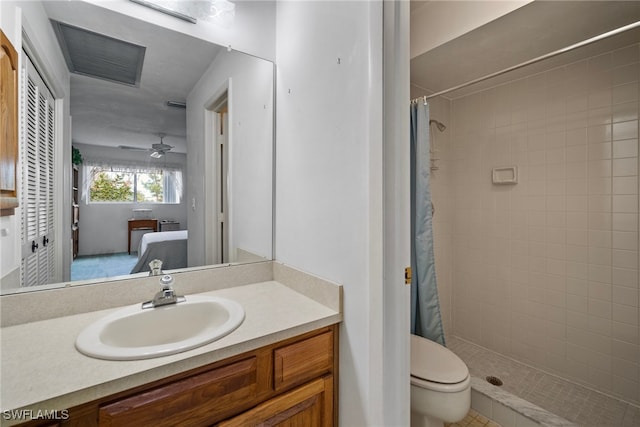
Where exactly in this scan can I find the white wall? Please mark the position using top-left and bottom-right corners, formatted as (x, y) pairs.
(73, 143), (188, 256)
(434, 43), (640, 406)
(186, 50), (273, 267)
(275, 1), (396, 425)
(0, 0), (71, 286)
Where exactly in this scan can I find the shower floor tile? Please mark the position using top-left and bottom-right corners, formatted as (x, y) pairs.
(448, 336), (640, 427)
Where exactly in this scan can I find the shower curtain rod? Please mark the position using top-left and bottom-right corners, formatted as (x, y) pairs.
(411, 20), (640, 104)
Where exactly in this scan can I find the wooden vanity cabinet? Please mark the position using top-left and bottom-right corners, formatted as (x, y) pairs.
(16, 325), (338, 427)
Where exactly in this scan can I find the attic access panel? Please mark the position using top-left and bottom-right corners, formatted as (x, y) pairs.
(51, 20), (145, 87)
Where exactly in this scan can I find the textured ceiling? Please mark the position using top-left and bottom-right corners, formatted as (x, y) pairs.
(43, 1), (223, 153)
(411, 1), (640, 99)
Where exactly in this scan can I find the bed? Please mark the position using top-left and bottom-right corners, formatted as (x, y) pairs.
(130, 230), (188, 274)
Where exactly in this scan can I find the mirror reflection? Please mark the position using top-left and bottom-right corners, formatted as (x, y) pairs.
(2, 0), (273, 294)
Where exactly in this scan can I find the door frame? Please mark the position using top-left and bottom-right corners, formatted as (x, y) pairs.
(203, 80), (232, 266)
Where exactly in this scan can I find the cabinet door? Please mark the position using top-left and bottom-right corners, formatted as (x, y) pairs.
(218, 376), (333, 427)
(1, 29), (19, 214)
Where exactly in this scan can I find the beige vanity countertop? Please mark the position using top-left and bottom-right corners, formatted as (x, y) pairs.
(0, 280), (342, 418)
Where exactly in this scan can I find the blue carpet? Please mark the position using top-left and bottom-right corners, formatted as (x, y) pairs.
(71, 252), (139, 281)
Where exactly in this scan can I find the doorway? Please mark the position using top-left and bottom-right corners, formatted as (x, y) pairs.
(206, 91), (229, 265)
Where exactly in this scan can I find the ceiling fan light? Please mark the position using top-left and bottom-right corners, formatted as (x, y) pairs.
(150, 151), (164, 158)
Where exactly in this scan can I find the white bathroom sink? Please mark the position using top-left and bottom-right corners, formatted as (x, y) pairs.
(75, 295), (245, 360)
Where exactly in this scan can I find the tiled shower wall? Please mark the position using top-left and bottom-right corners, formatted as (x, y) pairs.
(429, 42), (640, 406)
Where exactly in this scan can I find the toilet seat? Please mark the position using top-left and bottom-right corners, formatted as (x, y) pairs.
(411, 372), (471, 393)
(410, 334), (469, 392)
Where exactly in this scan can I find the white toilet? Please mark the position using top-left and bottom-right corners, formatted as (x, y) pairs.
(410, 334), (471, 427)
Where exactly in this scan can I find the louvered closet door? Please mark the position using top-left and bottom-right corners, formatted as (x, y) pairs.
(20, 55), (55, 287)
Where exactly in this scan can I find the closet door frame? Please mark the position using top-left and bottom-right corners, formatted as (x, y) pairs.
(19, 51), (62, 287)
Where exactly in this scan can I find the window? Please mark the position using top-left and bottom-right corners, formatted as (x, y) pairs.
(83, 163), (182, 204)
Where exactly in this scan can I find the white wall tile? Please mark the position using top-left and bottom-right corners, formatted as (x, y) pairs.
(588, 264), (612, 284)
(589, 212), (613, 230)
(588, 195), (612, 212)
(566, 212), (588, 228)
(612, 339), (640, 362)
(589, 177), (612, 195)
(612, 321), (639, 344)
(612, 249), (639, 269)
(613, 120), (639, 141)
(612, 267), (639, 288)
(588, 159), (613, 178)
(491, 402), (517, 427)
(612, 69), (639, 89)
(589, 298), (612, 319)
(516, 414), (540, 427)
(613, 102), (638, 123)
(589, 88), (612, 109)
(613, 158), (638, 176)
(612, 45), (640, 68)
(613, 374), (640, 403)
(567, 262), (588, 280)
(448, 43), (640, 406)
(566, 161), (588, 180)
(612, 231), (639, 250)
(589, 106), (613, 126)
(589, 246), (612, 265)
(588, 124), (613, 143)
(613, 176), (638, 194)
(588, 230), (612, 248)
(587, 347), (613, 370)
(471, 390), (493, 417)
(567, 277), (588, 295)
(566, 196), (588, 212)
(589, 53), (612, 73)
(613, 304), (639, 325)
(613, 195), (639, 213)
(612, 213), (638, 231)
(589, 281), (612, 301)
(567, 294), (589, 313)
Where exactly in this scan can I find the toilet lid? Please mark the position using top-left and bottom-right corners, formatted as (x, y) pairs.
(410, 334), (469, 384)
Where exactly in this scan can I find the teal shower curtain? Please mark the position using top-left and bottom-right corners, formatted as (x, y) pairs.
(410, 100), (445, 346)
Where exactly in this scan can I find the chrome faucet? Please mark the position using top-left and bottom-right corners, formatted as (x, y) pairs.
(149, 259), (163, 276)
(142, 275), (186, 309)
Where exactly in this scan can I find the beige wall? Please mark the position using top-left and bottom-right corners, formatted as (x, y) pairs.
(430, 43), (639, 405)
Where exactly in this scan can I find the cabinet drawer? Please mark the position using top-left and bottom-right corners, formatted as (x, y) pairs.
(219, 375), (333, 427)
(274, 331), (333, 391)
(99, 357), (257, 427)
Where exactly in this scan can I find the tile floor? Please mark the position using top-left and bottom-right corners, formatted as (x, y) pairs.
(448, 336), (640, 427)
(446, 409), (503, 427)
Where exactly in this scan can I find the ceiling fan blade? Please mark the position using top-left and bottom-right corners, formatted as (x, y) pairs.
(151, 143), (173, 151)
(118, 145), (151, 151)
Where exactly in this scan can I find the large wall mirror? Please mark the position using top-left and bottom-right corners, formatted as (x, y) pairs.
(1, 0), (273, 294)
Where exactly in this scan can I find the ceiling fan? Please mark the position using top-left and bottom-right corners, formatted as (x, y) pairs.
(118, 133), (173, 158)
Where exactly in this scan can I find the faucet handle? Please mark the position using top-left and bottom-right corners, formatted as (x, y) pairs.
(159, 274), (174, 289)
(149, 259), (163, 276)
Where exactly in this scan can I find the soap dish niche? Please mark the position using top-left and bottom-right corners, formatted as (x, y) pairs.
(492, 166), (517, 185)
